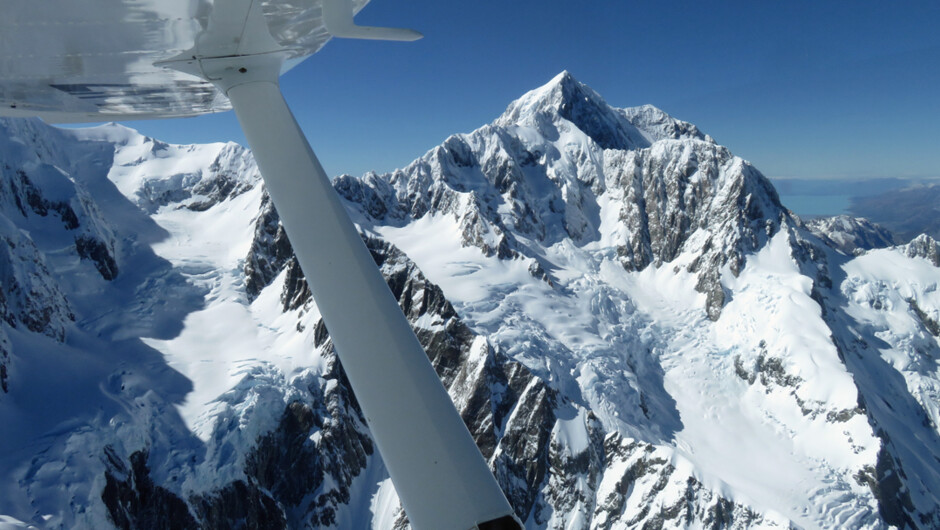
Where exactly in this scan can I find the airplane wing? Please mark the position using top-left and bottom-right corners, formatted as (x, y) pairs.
(0, 0), (363, 122)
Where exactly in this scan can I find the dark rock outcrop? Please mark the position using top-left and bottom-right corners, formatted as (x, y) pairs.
(902, 234), (940, 267)
(102, 449), (199, 530)
(76, 234), (119, 280)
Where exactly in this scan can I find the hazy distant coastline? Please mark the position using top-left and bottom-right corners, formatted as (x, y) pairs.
(772, 177), (940, 242)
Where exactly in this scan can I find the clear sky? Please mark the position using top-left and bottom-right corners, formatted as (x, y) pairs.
(119, 0), (940, 181)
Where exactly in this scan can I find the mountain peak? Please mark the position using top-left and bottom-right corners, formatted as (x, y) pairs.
(546, 69), (582, 94)
(499, 70), (605, 123)
(513, 70), (591, 106)
(497, 71), (650, 150)
(63, 121), (154, 147)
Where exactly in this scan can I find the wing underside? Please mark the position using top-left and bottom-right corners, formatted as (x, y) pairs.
(0, 0), (366, 122)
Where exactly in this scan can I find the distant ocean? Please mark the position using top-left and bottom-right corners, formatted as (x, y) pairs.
(776, 194), (851, 218)
(768, 177), (922, 219)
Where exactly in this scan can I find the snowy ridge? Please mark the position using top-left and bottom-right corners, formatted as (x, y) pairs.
(1, 72), (940, 529)
(806, 214), (897, 256)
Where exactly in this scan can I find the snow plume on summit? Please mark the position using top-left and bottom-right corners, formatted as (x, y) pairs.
(2, 72), (940, 529)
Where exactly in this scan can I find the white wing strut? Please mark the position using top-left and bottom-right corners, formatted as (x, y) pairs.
(222, 74), (519, 530)
(196, 4), (521, 527)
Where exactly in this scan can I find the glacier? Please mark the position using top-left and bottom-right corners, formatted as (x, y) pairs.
(1, 71), (939, 529)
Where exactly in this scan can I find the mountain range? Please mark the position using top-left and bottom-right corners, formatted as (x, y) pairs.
(848, 183), (940, 243)
(1, 71), (940, 529)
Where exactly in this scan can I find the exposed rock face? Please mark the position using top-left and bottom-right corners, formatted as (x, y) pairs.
(0, 120), (122, 285)
(0, 326), (9, 393)
(603, 141), (786, 319)
(102, 449), (200, 530)
(902, 234), (940, 266)
(0, 214), (73, 340)
(806, 215), (897, 255)
(0, 166), (81, 340)
(244, 191), (294, 302)
(618, 103), (708, 143)
(99, 362), (373, 529)
(129, 141), (256, 214)
(75, 234), (120, 280)
(591, 436), (775, 530)
(238, 207), (566, 525)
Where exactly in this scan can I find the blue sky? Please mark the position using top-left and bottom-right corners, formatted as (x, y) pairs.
(121, 0), (940, 180)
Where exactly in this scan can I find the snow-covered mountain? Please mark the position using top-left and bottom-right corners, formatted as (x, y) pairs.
(2, 71), (940, 529)
(806, 215), (897, 256)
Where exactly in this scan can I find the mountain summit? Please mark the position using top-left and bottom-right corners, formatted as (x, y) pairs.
(497, 71), (708, 148)
(2, 73), (940, 529)
(337, 70), (786, 319)
(497, 70), (652, 150)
